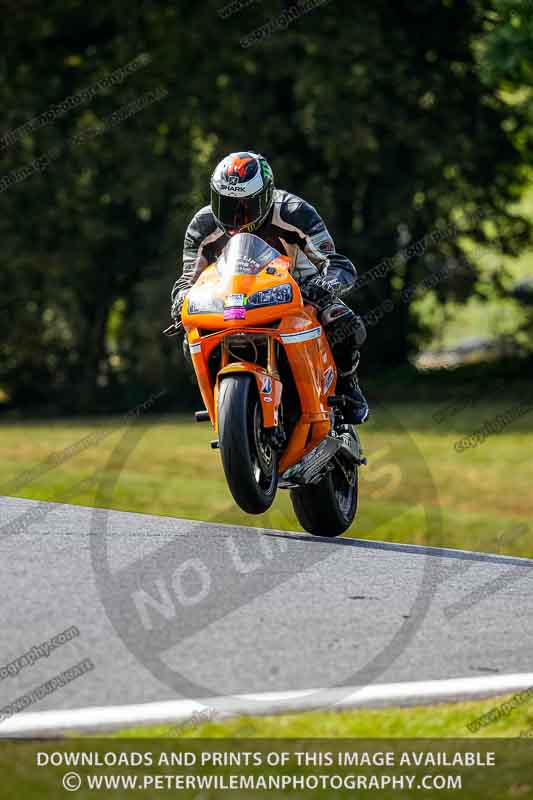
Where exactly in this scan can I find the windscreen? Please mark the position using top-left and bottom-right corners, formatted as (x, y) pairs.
(217, 233), (281, 277)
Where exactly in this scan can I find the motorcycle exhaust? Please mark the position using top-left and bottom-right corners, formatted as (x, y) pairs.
(280, 429), (365, 488)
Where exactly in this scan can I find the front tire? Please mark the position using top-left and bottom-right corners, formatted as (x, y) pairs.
(290, 461), (358, 537)
(218, 375), (278, 514)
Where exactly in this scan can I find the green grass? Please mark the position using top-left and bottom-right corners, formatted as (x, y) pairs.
(1, 694), (531, 798)
(115, 691), (533, 739)
(3, 727), (533, 800)
(1, 402), (532, 557)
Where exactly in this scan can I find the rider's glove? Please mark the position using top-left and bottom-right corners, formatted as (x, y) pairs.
(301, 275), (340, 311)
(171, 289), (188, 324)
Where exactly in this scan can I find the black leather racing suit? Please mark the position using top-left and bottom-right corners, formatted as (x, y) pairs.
(171, 189), (367, 419)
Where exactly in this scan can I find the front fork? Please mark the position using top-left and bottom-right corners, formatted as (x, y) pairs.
(266, 336), (279, 378)
(220, 335), (279, 375)
(215, 336), (283, 434)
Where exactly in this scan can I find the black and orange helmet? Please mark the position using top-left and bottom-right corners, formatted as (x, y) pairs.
(210, 151), (274, 234)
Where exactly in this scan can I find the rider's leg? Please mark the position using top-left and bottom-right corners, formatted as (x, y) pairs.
(299, 266), (369, 425)
(321, 302), (369, 424)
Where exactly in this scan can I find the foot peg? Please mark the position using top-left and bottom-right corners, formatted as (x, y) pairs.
(195, 410), (210, 422)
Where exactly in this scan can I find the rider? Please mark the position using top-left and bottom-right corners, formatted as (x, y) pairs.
(171, 151), (369, 424)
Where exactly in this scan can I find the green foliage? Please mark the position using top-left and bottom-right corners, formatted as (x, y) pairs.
(480, 0), (533, 90)
(0, 0), (531, 411)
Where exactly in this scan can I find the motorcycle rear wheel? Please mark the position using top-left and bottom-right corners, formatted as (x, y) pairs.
(218, 374), (278, 515)
(290, 461), (358, 537)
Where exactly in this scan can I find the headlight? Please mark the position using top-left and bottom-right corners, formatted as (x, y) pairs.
(187, 292), (224, 315)
(247, 283), (292, 308)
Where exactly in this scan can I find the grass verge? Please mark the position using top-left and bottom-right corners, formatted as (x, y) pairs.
(0, 401), (532, 557)
(112, 692), (533, 739)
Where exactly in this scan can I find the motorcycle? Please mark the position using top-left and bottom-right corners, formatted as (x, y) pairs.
(172, 232), (366, 537)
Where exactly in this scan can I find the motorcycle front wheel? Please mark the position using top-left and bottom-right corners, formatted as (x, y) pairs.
(218, 374), (278, 514)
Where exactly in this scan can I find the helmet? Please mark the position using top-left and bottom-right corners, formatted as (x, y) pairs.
(210, 151), (274, 233)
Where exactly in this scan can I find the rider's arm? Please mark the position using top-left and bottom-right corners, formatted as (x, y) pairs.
(279, 195), (357, 295)
(171, 206), (225, 310)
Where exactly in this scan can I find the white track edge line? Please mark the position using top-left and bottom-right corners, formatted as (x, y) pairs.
(1, 672), (532, 737)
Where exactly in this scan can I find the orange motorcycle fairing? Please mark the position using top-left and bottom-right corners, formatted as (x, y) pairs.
(275, 313), (336, 475)
(181, 251), (338, 476)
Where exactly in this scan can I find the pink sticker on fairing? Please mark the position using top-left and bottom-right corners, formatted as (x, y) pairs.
(224, 307), (246, 320)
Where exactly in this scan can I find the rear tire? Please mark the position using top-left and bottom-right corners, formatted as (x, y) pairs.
(218, 375), (278, 514)
(290, 461), (358, 537)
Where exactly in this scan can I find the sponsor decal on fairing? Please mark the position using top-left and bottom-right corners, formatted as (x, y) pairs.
(223, 307), (246, 320)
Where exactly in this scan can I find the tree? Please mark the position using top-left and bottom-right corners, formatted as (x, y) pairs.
(0, 0), (530, 412)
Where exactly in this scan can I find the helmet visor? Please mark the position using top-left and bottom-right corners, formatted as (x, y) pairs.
(211, 190), (265, 231)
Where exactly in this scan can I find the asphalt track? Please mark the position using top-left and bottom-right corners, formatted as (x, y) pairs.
(1, 496), (532, 724)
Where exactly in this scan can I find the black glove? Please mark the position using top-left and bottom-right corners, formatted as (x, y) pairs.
(301, 275), (339, 311)
(171, 289), (187, 324)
